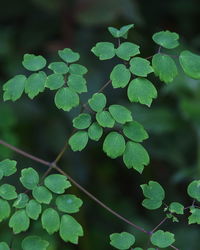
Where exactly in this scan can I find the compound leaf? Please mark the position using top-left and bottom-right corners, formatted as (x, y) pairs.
(56, 194), (83, 213)
(44, 174), (71, 194)
(9, 209), (30, 234)
(127, 78), (157, 107)
(110, 232), (135, 250)
(58, 48), (80, 63)
(152, 31), (179, 49)
(41, 208), (60, 234)
(20, 168), (39, 190)
(110, 64), (131, 88)
(69, 131), (88, 151)
(22, 54), (46, 71)
(123, 121), (148, 142)
(103, 132), (125, 159)
(91, 42), (115, 60)
(116, 42), (140, 60)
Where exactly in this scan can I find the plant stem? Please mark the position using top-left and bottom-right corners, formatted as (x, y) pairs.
(150, 216), (168, 233)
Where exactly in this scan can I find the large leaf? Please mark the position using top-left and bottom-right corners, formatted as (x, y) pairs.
(44, 174), (71, 194)
(179, 50), (200, 79)
(152, 31), (179, 49)
(22, 236), (49, 250)
(123, 121), (148, 142)
(110, 232), (135, 250)
(0, 184), (17, 200)
(32, 186), (52, 204)
(115, 42), (140, 60)
(150, 230), (175, 248)
(41, 208), (60, 234)
(72, 113), (91, 129)
(0, 159), (17, 176)
(20, 168), (39, 190)
(91, 42), (115, 60)
(22, 54), (46, 71)
(130, 57), (153, 77)
(109, 105), (132, 124)
(9, 209), (30, 234)
(45, 73), (65, 90)
(56, 194), (83, 213)
(110, 64), (131, 88)
(88, 93), (107, 112)
(96, 111), (115, 128)
(187, 180), (200, 202)
(67, 74), (87, 93)
(69, 131), (88, 151)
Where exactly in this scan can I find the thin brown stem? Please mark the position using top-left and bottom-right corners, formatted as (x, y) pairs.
(150, 216), (168, 233)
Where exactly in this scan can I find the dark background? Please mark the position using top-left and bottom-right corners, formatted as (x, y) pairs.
(0, 0), (200, 249)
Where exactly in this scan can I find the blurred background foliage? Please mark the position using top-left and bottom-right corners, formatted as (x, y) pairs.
(0, 0), (200, 249)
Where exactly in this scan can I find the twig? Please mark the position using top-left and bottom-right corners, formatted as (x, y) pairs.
(150, 216), (168, 233)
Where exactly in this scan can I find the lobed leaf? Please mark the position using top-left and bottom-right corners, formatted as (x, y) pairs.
(88, 93), (107, 112)
(69, 131), (88, 151)
(152, 31), (179, 49)
(73, 113), (92, 129)
(58, 48), (80, 63)
(44, 174), (71, 194)
(123, 121), (149, 142)
(110, 232), (135, 250)
(56, 194), (83, 213)
(22, 54), (46, 71)
(115, 42), (140, 60)
(88, 122), (103, 141)
(109, 104), (132, 124)
(20, 168), (39, 190)
(110, 64), (131, 88)
(91, 42), (115, 60)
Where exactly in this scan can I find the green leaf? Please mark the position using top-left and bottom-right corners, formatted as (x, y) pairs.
(0, 198), (11, 222)
(54, 87), (79, 111)
(130, 57), (153, 77)
(141, 181), (165, 210)
(13, 193), (29, 208)
(45, 73), (65, 90)
(152, 31), (179, 49)
(20, 168), (39, 190)
(67, 74), (87, 93)
(150, 230), (175, 248)
(187, 180), (200, 202)
(179, 50), (200, 79)
(59, 214), (83, 244)
(152, 54), (178, 83)
(0, 184), (17, 200)
(41, 208), (60, 234)
(88, 93), (107, 112)
(26, 199), (42, 220)
(127, 78), (157, 107)
(109, 104), (132, 124)
(32, 186), (52, 204)
(103, 132), (125, 159)
(169, 202), (184, 215)
(73, 113), (92, 129)
(91, 42), (115, 60)
(69, 131), (88, 151)
(123, 141), (149, 173)
(88, 122), (103, 141)
(44, 174), (71, 194)
(116, 42), (140, 60)
(0, 170), (3, 181)
(58, 48), (80, 63)
(3, 75), (26, 101)
(69, 64), (88, 75)
(110, 64), (131, 88)
(123, 121), (149, 142)
(9, 209), (30, 234)
(48, 62), (69, 74)
(96, 111), (115, 128)
(25, 71), (46, 99)
(22, 54), (46, 71)
(56, 194), (83, 213)
(110, 232), (135, 250)
(108, 24), (134, 38)
(22, 235), (49, 250)
(0, 242), (9, 250)
(0, 158), (17, 176)
(188, 208), (200, 224)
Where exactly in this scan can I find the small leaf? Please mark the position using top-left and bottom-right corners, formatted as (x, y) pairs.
(3, 75), (26, 101)
(103, 132), (125, 159)
(26, 199), (42, 220)
(32, 186), (52, 204)
(22, 54), (46, 71)
(44, 174), (71, 194)
(116, 42), (140, 60)
(188, 208), (200, 224)
(13, 193), (29, 208)
(130, 57), (153, 77)
(45, 73), (65, 90)
(54, 87), (79, 112)
(169, 202), (184, 215)
(141, 181), (165, 210)
(0, 184), (17, 200)
(69, 131), (88, 151)
(56, 194), (83, 213)
(58, 48), (80, 63)
(41, 208), (60, 234)
(123, 141), (149, 173)
(59, 214), (83, 244)
(67, 74), (87, 93)
(110, 232), (135, 250)
(179, 50), (200, 79)
(69, 64), (88, 75)
(152, 30), (179, 49)
(25, 71), (46, 99)
(20, 168), (39, 190)
(152, 54), (178, 83)
(22, 235), (49, 250)
(48, 61), (69, 74)
(127, 78), (157, 107)
(110, 64), (131, 88)
(0, 158), (17, 176)
(88, 122), (103, 141)
(73, 113), (92, 129)
(123, 121), (149, 142)
(0, 198), (11, 222)
(187, 180), (200, 202)
(9, 209), (30, 234)
(91, 42), (115, 60)
(88, 93), (107, 112)
(109, 104), (132, 124)
(96, 111), (115, 128)
(150, 230), (175, 248)
(0, 242), (9, 250)
(108, 24), (134, 38)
